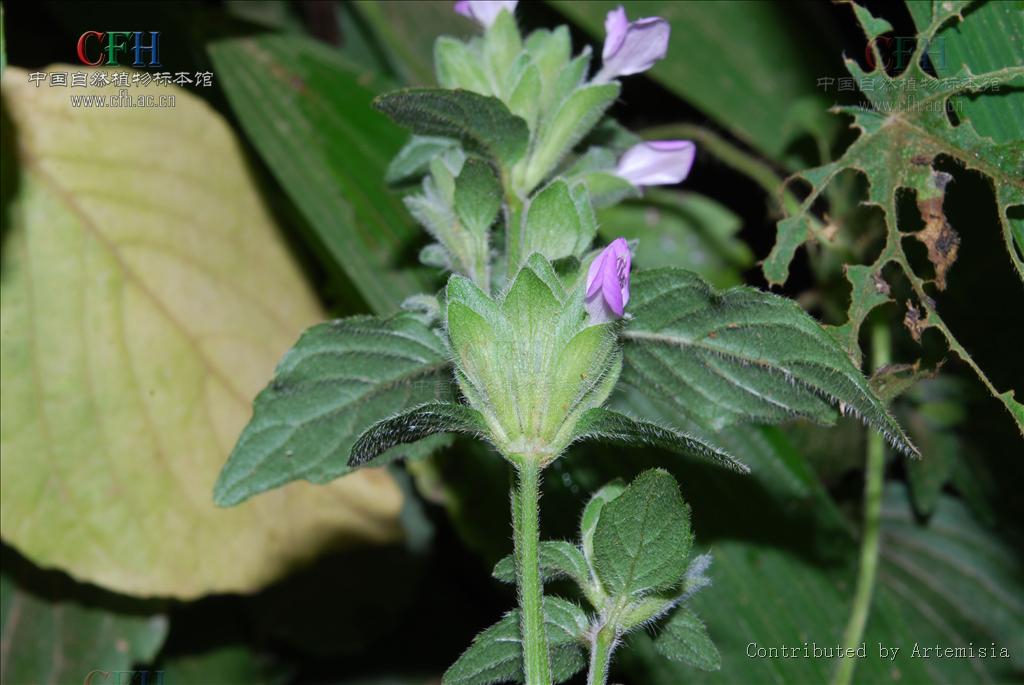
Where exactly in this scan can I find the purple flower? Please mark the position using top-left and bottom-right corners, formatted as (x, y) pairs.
(615, 140), (696, 187)
(454, 0), (518, 27)
(586, 238), (632, 321)
(594, 6), (670, 83)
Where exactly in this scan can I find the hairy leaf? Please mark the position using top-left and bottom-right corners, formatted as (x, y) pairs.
(0, 66), (403, 598)
(622, 268), (917, 455)
(386, 135), (458, 184)
(492, 540), (589, 589)
(208, 35), (435, 314)
(581, 480), (625, 566)
(592, 469), (693, 597)
(654, 607), (721, 671)
(349, 402), (487, 467)
(455, 157), (502, 236)
(375, 88), (529, 167)
(215, 314), (452, 506)
(443, 597), (588, 685)
(570, 408), (749, 474)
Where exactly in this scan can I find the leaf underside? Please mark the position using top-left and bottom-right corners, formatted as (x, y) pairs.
(349, 401), (487, 467)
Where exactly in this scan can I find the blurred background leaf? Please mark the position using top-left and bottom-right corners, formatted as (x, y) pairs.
(208, 34), (437, 315)
(0, 67), (403, 598)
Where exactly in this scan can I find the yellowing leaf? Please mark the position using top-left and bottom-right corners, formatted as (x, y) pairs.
(0, 66), (403, 599)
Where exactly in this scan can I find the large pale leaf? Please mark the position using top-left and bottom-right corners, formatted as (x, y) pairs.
(550, 0), (834, 162)
(0, 66), (403, 598)
(208, 34), (435, 315)
(622, 268), (917, 455)
(215, 316), (454, 506)
(0, 570), (168, 684)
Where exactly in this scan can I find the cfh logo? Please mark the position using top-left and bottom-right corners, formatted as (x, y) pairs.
(76, 31), (161, 67)
(865, 36), (946, 72)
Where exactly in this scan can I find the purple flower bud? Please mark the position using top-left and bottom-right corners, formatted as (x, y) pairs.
(615, 140), (696, 187)
(594, 6), (670, 83)
(454, 0), (518, 27)
(586, 237), (632, 321)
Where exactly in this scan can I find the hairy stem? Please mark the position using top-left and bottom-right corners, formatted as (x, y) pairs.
(832, 320), (890, 685)
(505, 191), (525, 279)
(513, 459), (551, 685)
(586, 624), (616, 685)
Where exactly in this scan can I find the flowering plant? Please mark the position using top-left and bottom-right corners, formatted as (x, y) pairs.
(214, 3), (915, 683)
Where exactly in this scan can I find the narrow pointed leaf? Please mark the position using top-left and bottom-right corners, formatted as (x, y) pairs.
(622, 268), (918, 456)
(349, 402), (488, 467)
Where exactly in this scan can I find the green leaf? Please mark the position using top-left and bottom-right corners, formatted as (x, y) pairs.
(522, 179), (594, 262)
(492, 540), (590, 589)
(622, 268), (918, 456)
(596, 190), (753, 288)
(522, 83), (620, 191)
(208, 35), (435, 315)
(0, 67), (404, 598)
(570, 408), (749, 474)
(551, 0), (833, 163)
(443, 597), (588, 685)
(375, 88), (529, 167)
(455, 157), (502, 236)
(580, 480), (626, 565)
(434, 36), (492, 94)
(592, 469), (693, 597)
(654, 607), (721, 671)
(349, 401), (488, 467)
(483, 9), (522, 92)
(215, 314), (452, 506)
(621, 485), (1024, 684)
(769, 3), (1024, 432)
(386, 135), (458, 184)
(0, 571), (168, 684)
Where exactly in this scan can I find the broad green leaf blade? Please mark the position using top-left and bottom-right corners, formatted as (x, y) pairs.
(907, 0), (1023, 144)
(622, 268), (918, 456)
(654, 607), (721, 671)
(374, 88), (529, 167)
(550, 0), (833, 163)
(208, 34), (435, 315)
(580, 479), (625, 565)
(622, 489), (1024, 683)
(592, 469), (693, 597)
(454, 156), (502, 236)
(349, 401), (486, 467)
(215, 314), (453, 506)
(492, 540), (589, 588)
(0, 66), (404, 598)
(0, 571), (168, 684)
(443, 597), (588, 685)
(570, 408), (749, 474)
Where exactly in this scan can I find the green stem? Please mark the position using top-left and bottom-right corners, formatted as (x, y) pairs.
(586, 624), (616, 685)
(832, 320), (890, 685)
(513, 459), (551, 685)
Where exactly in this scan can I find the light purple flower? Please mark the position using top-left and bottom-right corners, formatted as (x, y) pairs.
(594, 6), (670, 83)
(586, 238), (632, 320)
(615, 140), (696, 187)
(454, 0), (518, 27)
